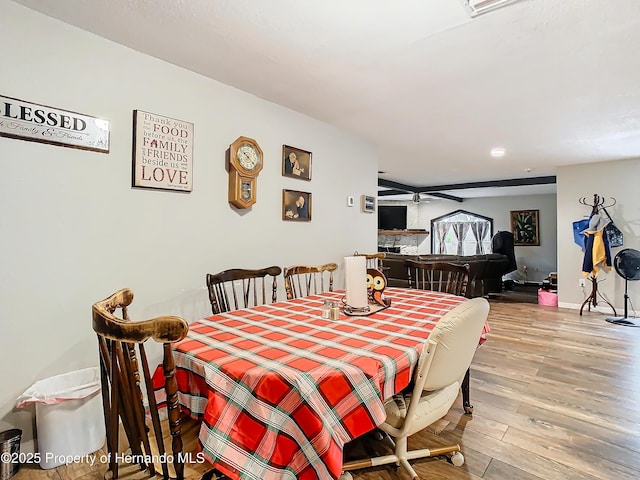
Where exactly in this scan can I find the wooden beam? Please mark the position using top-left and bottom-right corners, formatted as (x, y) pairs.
(378, 175), (556, 193)
(416, 176), (557, 193)
(378, 185), (464, 202)
(377, 189), (410, 197)
(428, 192), (464, 202)
(378, 179), (415, 191)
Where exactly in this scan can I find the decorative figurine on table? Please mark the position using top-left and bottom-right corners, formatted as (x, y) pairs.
(366, 269), (391, 307)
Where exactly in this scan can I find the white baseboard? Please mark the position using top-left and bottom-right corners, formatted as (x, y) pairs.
(558, 302), (620, 315)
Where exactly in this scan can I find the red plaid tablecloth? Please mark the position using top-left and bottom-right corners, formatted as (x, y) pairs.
(169, 288), (475, 480)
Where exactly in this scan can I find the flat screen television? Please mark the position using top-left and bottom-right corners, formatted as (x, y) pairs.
(378, 205), (407, 230)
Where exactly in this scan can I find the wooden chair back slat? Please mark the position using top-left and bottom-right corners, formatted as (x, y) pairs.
(206, 266), (282, 314)
(405, 260), (471, 297)
(354, 252), (386, 269)
(139, 342), (171, 478)
(283, 263), (338, 300)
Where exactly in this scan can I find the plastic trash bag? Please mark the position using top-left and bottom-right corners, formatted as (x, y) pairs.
(15, 367), (101, 407)
(15, 367), (105, 470)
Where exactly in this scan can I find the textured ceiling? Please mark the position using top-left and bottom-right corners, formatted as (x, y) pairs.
(11, 0), (640, 197)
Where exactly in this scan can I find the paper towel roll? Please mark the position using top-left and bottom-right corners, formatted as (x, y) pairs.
(345, 256), (368, 309)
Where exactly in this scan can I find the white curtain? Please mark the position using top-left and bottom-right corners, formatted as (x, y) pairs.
(470, 221), (489, 254)
(435, 222), (450, 253)
(451, 222), (471, 255)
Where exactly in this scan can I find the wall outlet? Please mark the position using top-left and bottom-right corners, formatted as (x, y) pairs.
(578, 278), (586, 287)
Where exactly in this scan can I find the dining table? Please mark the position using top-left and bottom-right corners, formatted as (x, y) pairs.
(162, 287), (487, 480)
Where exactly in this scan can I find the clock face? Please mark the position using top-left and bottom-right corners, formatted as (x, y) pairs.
(237, 144), (260, 170)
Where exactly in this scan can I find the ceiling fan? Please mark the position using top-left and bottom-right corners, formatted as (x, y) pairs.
(606, 248), (640, 327)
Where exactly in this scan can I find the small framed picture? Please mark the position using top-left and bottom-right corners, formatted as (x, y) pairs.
(282, 145), (312, 181)
(361, 195), (376, 213)
(283, 189), (311, 222)
(510, 209), (540, 246)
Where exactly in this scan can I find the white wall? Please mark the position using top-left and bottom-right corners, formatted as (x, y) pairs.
(0, 3), (377, 444)
(557, 158), (640, 311)
(380, 193), (558, 282)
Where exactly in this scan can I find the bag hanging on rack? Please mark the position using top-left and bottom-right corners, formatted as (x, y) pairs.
(572, 218), (590, 250)
(601, 206), (623, 248)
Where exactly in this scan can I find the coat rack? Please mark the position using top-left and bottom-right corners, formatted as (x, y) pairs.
(580, 277), (617, 316)
(578, 194), (616, 216)
(578, 194), (617, 316)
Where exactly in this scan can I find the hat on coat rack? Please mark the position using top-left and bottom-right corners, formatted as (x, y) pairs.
(582, 213), (611, 233)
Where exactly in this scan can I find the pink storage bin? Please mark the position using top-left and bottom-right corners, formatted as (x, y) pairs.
(538, 289), (558, 307)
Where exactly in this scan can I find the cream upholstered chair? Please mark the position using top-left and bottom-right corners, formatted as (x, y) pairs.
(341, 297), (490, 480)
(405, 259), (476, 413)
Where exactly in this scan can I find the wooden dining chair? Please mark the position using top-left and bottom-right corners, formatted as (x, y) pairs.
(206, 266), (282, 314)
(283, 263), (338, 300)
(92, 288), (219, 480)
(405, 259), (475, 414)
(405, 259), (471, 296)
(341, 298), (490, 480)
(354, 252), (386, 269)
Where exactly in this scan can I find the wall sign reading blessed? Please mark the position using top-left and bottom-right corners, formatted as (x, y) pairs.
(132, 110), (194, 192)
(0, 94), (110, 152)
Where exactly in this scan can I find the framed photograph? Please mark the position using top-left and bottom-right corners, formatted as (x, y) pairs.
(510, 209), (540, 246)
(282, 145), (312, 181)
(132, 110), (194, 192)
(283, 189), (311, 221)
(361, 195), (376, 213)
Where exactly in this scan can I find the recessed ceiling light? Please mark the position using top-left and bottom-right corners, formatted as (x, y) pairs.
(490, 148), (505, 158)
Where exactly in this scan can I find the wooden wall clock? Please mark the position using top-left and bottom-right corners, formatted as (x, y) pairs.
(228, 136), (263, 209)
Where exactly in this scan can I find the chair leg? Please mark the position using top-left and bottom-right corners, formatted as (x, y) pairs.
(394, 436), (419, 479)
(342, 435), (463, 479)
(462, 368), (473, 414)
(398, 457), (419, 480)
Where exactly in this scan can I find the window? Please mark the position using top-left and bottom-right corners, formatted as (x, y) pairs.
(431, 210), (493, 256)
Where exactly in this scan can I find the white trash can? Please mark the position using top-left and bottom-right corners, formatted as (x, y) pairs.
(16, 367), (105, 469)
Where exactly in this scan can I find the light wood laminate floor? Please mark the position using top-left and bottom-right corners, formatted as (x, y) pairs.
(13, 300), (640, 480)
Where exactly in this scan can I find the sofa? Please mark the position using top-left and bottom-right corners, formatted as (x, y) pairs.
(382, 253), (510, 297)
